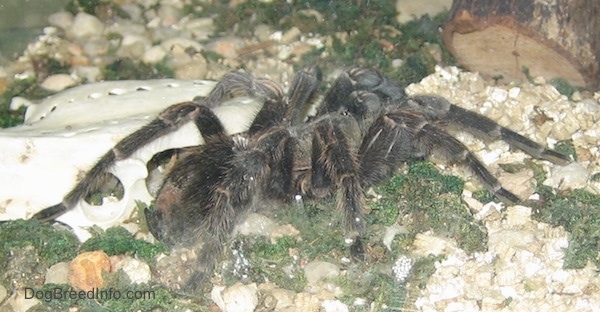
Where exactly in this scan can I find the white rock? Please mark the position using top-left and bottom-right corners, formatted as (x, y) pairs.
(396, 0), (453, 24)
(412, 232), (460, 256)
(211, 283), (258, 312)
(543, 162), (589, 190)
(142, 45), (168, 64)
(495, 266), (521, 286)
(117, 34), (152, 59)
(185, 18), (216, 41)
(0, 285), (6, 304)
(0, 79), (261, 241)
(161, 37), (204, 52)
(6, 289), (39, 312)
(382, 223), (409, 250)
(234, 213), (278, 237)
(48, 12), (73, 31)
(73, 66), (102, 82)
(157, 4), (182, 26)
(505, 205), (531, 226)
(119, 4), (144, 22)
(40, 74), (77, 92)
(321, 299), (349, 312)
(45, 262), (70, 284)
(69, 12), (104, 39)
(304, 261), (340, 285)
(436, 276), (465, 300)
(113, 257), (151, 284)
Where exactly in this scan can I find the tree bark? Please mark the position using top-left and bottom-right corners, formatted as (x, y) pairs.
(443, 0), (600, 88)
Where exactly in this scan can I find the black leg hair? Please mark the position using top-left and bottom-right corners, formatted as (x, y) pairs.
(358, 111), (420, 188)
(308, 123), (365, 246)
(414, 120), (521, 203)
(184, 128), (293, 290)
(286, 66), (322, 125)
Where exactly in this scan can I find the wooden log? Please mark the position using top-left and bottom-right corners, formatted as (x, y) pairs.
(442, 0), (600, 88)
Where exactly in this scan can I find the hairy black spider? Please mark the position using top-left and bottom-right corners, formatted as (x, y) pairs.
(32, 66), (570, 290)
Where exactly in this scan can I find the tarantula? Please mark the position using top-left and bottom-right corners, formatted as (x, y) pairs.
(32, 66), (570, 289)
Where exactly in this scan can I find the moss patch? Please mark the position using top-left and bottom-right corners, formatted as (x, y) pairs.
(80, 226), (168, 262)
(533, 187), (600, 269)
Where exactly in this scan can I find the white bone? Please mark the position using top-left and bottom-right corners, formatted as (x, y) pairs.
(0, 79), (261, 240)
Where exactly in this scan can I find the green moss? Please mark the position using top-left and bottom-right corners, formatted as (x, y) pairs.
(65, 0), (108, 15)
(80, 226), (168, 262)
(371, 161), (487, 254)
(196, 0), (451, 86)
(549, 78), (578, 98)
(410, 254), (445, 289)
(554, 139), (577, 161)
(391, 49), (437, 87)
(473, 188), (495, 203)
(102, 58), (174, 81)
(0, 219), (79, 266)
(41, 58), (71, 76)
(244, 236), (306, 292)
(0, 78), (54, 128)
(533, 187), (600, 269)
(367, 273), (407, 311)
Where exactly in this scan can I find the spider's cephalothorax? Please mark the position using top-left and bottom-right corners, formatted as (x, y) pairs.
(32, 67), (570, 290)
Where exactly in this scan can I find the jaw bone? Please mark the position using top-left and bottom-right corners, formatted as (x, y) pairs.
(0, 79), (261, 240)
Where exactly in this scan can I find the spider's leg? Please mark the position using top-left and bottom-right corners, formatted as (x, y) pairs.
(248, 67), (321, 134)
(32, 101), (210, 221)
(358, 111), (418, 188)
(186, 128), (291, 290)
(317, 67), (404, 116)
(264, 133), (296, 201)
(144, 105), (231, 241)
(413, 116), (521, 203)
(308, 123), (365, 258)
(286, 66), (321, 125)
(359, 110), (520, 203)
(403, 95), (571, 165)
(203, 71), (281, 106)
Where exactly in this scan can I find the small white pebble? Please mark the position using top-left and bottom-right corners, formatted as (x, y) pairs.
(392, 255), (413, 283)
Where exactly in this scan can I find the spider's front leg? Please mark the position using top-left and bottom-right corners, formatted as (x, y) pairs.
(303, 122), (366, 259)
(151, 126), (294, 290)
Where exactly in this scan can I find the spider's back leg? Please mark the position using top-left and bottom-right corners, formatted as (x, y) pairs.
(359, 110), (521, 203)
(249, 66), (321, 134)
(401, 95), (571, 165)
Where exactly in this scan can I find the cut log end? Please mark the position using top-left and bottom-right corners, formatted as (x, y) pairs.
(443, 1), (600, 88)
(449, 25), (587, 86)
